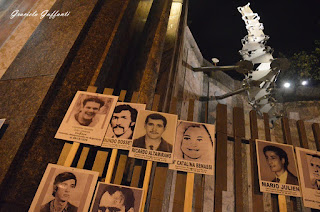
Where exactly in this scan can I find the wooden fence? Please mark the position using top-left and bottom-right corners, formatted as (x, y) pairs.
(55, 86), (320, 212)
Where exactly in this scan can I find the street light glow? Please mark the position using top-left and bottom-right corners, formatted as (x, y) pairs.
(284, 82), (291, 88)
(301, 80), (308, 86)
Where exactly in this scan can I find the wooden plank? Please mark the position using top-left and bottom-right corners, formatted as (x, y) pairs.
(233, 107), (245, 212)
(76, 147), (90, 169)
(148, 166), (168, 212)
(249, 110), (265, 210)
(194, 175), (205, 212)
(92, 151), (109, 177)
(297, 120), (309, 149)
(264, 113), (279, 211)
(131, 164), (142, 187)
(312, 123), (320, 151)
(140, 160), (153, 212)
(214, 104), (228, 212)
(173, 172), (187, 212)
(91, 88), (114, 179)
(184, 173), (194, 212)
(113, 154), (128, 184)
(281, 117), (292, 145)
(184, 99), (195, 212)
(263, 113), (271, 141)
(57, 143), (72, 165)
(140, 93), (161, 212)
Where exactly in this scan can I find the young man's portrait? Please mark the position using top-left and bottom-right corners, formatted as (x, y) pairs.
(90, 183), (143, 212)
(295, 147), (320, 209)
(55, 91), (118, 146)
(29, 164), (99, 212)
(256, 140), (300, 196)
(40, 172), (78, 212)
(132, 112), (172, 152)
(105, 103), (145, 140)
(262, 145), (298, 185)
(69, 96), (105, 127)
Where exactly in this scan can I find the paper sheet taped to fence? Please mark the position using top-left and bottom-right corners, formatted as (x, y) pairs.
(169, 120), (215, 175)
(256, 139), (301, 197)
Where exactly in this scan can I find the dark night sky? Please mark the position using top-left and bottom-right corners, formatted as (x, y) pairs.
(188, 0), (320, 79)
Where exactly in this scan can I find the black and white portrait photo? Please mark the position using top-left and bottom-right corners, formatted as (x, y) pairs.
(256, 140), (300, 197)
(55, 91), (118, 146)
(29, 164), (99, 212)
(129, 110), (177, 163)
(296, 147), (320, 209)
(169, 121), (215, 175)
(102, 103), (146, 150)
(90, 183), (143, 212)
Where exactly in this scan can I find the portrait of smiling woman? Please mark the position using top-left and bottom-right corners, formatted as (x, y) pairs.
(174, 121), (215, 163)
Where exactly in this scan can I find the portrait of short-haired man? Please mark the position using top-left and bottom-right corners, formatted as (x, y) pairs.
(69, 96), (105, 127)
(105, 104), (140, 140)
(307, 153), (320, 190)
(263, 145), (298, 185)
(132, 113), (172, 152)
(90, 183), (143, 212)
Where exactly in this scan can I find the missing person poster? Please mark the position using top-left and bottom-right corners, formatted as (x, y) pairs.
(90, 183), (143, 212)
(169, 120), (215, 175)
(102, 103), (146, 150)
(55, 91), (118, 146)
(256, 139), (301, 197)
(296, 147), (320, 209)
(29, 164), (99, 212)
(128, 110), (177, 163)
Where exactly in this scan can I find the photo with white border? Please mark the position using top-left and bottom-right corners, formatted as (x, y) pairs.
(90, 183), (143, 212)
(169, 120), (215, 175)
(102, 102), (146, 150)
(296, 147), (320, 209)
(55, 91), (118, 146)
(129, 110), (177, 163)
(256, 139), (300, 197)
(29, 163), (99, 212)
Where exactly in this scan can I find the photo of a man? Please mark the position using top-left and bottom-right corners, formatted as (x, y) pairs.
(296, 147), (320, 209)
(29, 164), (99, 212)
(69, 97), (105, 127)
(90, 183), (143, 212)
(55, 91), (118, 146)
(307, 154), (320, 190)
(103, 103), (145, 150)
(256, 140), (301, 197)
(107, 104), (138, 139)
(129, 110), (177, 163)
(40, 172), (78, 212)
(133, 113), (171, 152)
(263, 145), (298, 185)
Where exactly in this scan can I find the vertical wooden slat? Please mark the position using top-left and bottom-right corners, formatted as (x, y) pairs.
(184, 99), (195, 212)
(130, 164), (142, 187)
(148, 166), (168, 212)
(249, 110), (265, 210)
(312, 123), (320, 151)
(91, 88), (114, 178)
(263, 113), (271, 141)
(297, 120), (309, 149)
(233, 107), (245, 212)
(281, 117), (292, 145)
(173, 172), (187, 212)
(214, 103), (228, 212)
(113, 154), (128, 184)
(264, 113), (279, 212)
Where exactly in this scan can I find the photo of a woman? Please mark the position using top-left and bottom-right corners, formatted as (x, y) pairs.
(180, 124), (214, 162)
(174, 121), (215, 164)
